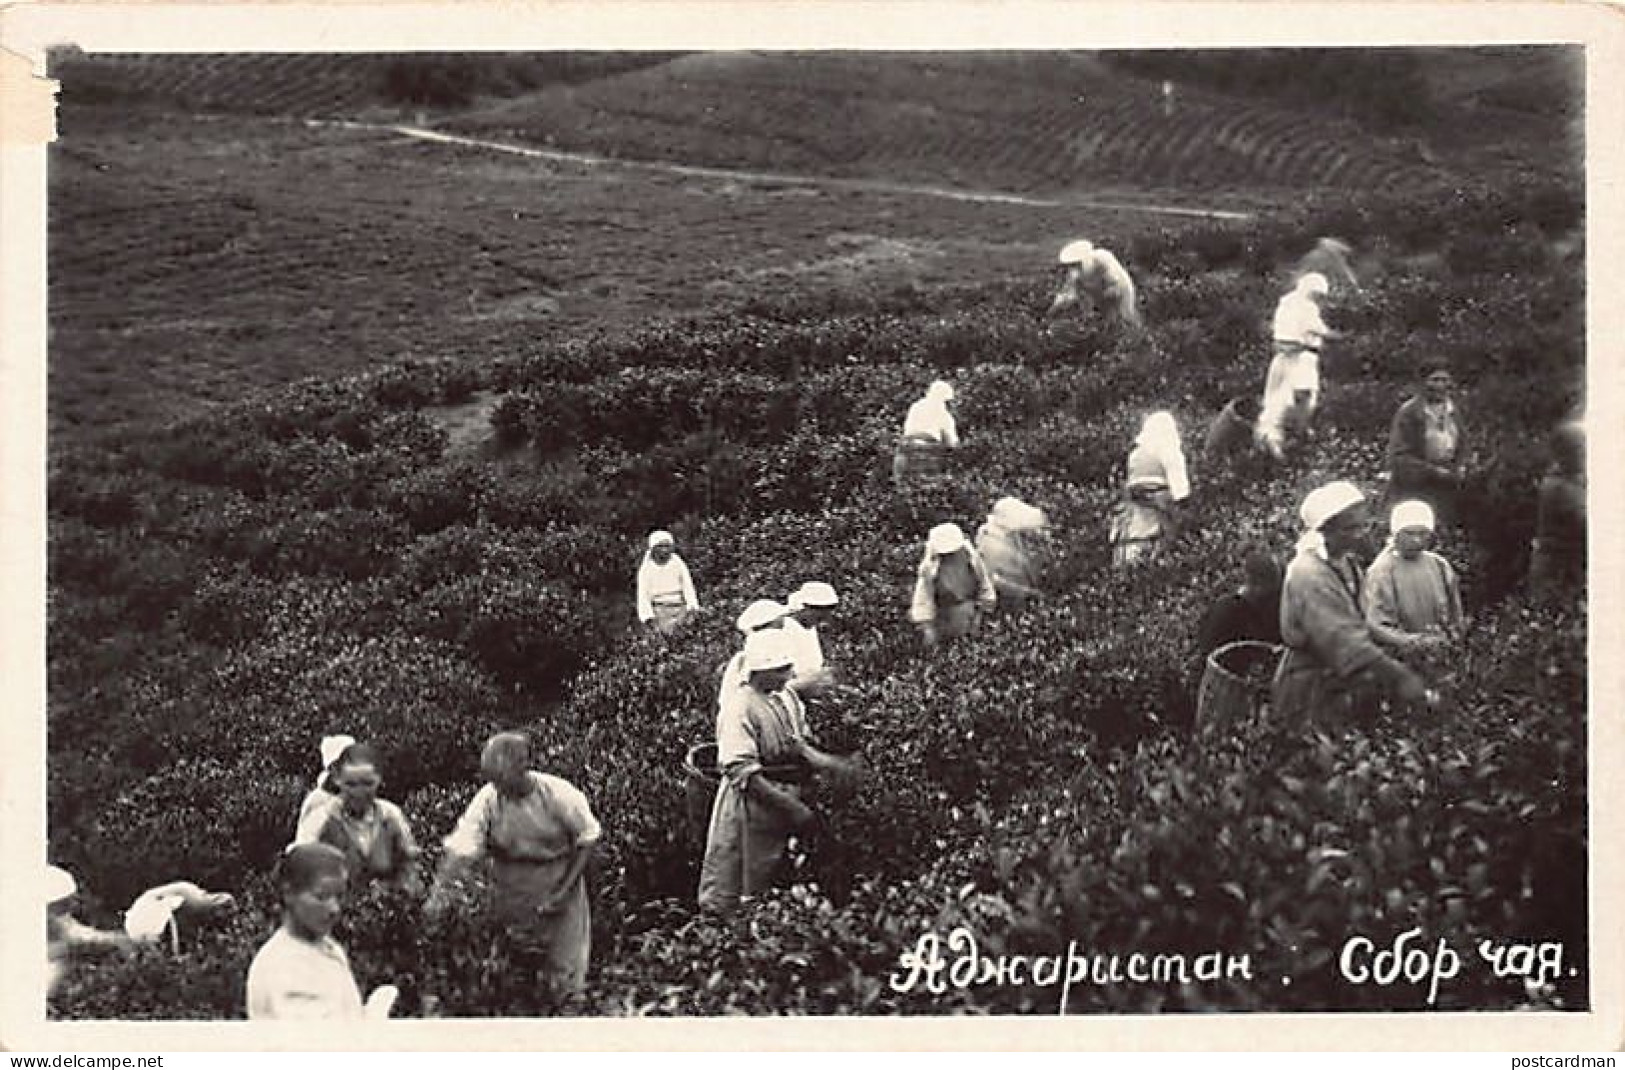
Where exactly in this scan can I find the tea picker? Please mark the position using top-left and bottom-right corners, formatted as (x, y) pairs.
(1048, 239), (1141, 328)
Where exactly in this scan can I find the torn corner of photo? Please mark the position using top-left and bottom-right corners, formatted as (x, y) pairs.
(0, 32), (59, 148)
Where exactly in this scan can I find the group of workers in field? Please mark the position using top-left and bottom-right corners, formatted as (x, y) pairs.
(45, 234), (1584, 1021)
(658, 231), (1585, 923)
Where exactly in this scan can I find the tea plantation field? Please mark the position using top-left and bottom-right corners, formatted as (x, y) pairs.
(42, 50), (1589, 1018)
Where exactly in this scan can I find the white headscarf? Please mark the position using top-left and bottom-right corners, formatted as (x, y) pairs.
(1059, 239), (1095, 265)
(988, 496), (1047, 534)
(1295, 480), (1366, 557)
(927, 522), (968, 556)
(735, 599), (790, 636)
(1297, 271), (1330, 298)
(1390, 500), (1435, 534)
(1135, 411), (1190, 501)
(1384, 500), (1435, 555)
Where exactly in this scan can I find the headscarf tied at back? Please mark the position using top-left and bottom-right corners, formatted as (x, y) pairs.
(987, 496), (1047, 534)
(1134, 411), (1191, 501)
(1295, 480), (1366, 558)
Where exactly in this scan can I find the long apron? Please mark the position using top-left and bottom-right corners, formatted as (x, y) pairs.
(487, 793), (592, 992)
(696, 690), (808, 912)
(1109, 485), (1173, 566)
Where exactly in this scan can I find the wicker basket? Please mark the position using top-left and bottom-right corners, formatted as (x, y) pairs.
(680, 742), (808, 844)
(1195, 640), (1284, 733)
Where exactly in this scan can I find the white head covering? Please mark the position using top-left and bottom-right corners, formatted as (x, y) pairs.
(1136, 411), (1180, 453)
(1297, 271), (1330, 298)
(46, 865), (76, 906)
(925, 379), (955, 403)
(124, 888), (184, 944)
(927, 522), (968, 556)
(1300, 481), (1366, 531)
(647, 529), (675, 550)
(1390, 500), (1435, 533)
(1296, 481), (1366, 556)
(788, 581), (839, 610)
(735, 599), (790, 635)
(1134, 412), (1191, 501)
(1059, 239), (1095, 265)
(319, 734), (355, 772)
(743, 629), (797, 674)
(989, 496), (1047, 533)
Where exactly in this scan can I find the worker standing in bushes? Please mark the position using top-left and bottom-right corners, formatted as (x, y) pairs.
(1109, 412), (1191, 566)
(297, 734), (356, 828)
(1386, 357), (1467, 525)
(910, 522), (997, 647)
(782, 581), (840, 697)
(247, 843), (396, 1020)
(1273, 481), (1434, 726)
(698, 630), (844, 912)
(295, 742), (424, 894)
(975, 496), (1048, 613)
(636, 529), (700, 638)
(893, 379), (959, 487)
(1259, 272), (1338, 457)
(1528, 417), (1586, 602)
(1048, 239), (1141, 328)
(425, 732), (601, 993)
(1364, 500), (1465, 673)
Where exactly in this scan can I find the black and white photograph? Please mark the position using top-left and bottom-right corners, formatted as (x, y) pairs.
(2, 0), (1621, 1051)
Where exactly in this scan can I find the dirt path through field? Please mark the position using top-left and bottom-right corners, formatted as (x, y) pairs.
(309, 118), (1255, 223)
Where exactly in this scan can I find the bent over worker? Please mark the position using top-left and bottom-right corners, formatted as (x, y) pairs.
(1049, 239), (1141, 327)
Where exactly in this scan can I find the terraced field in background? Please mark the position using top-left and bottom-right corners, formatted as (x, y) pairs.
(49, 50), (677, 117)
(47, 49), (1577, 445)
(450, 51), (1452, 193)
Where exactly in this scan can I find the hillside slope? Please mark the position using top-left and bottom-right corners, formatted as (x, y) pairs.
(447, 51), (1452, 193)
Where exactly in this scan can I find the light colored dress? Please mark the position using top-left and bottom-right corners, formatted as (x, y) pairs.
(1109, 441), (1190, 566)
(697, 685), (810, 912)
(636, 553), (700, 635)
(1051, 251), (1140, 325)
(245, 925), (364, 1021)
(975, 521), (1039, 612)
(894, 396), (959, 485)
(1364, 547), (1464, 658)
(1272, 291), (1330, 352)
(442, 772), (602, 991)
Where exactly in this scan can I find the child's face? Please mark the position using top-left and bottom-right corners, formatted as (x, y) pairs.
(1394, 526), (1432, 558)
(286, 873), (346, 942)
(651, 544), (673, 564)
(335, 761), (380, 815)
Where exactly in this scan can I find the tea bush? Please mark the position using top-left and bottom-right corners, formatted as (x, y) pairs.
(46, 177), (1588, 1017)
